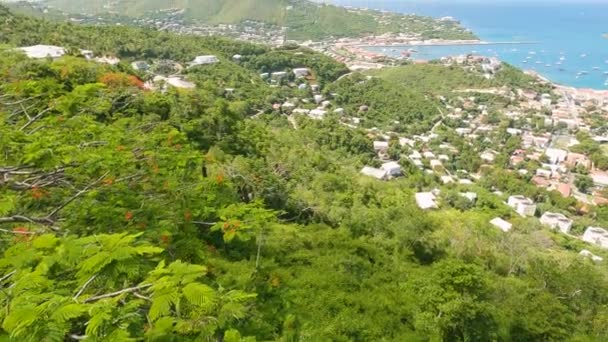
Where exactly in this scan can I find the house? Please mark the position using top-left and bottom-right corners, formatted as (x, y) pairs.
(441, 176), (454, 184)
(423, 151), (436, 159)
(507, 195), (537, 217)
(373, 141), (389, 152)
(582, 227), (608, 249)
(271, 71), (288, 80)
(540, 212), (573, 234)
(308, 109), (327, 120)
(18, 45), (65, 59)
(460, 192), (478, 202)
(430, 159), (443, 170)
(94, 56), (120, 65)
(293, 68), (310, 78)
(164, 77), (196, 89)
(360, 166), (387, 180)
(566, 152), (591, 169)
(591, 171), (608, 187)
(480, 150), (497, 163)
(415, 192), (439, 210)
(580, 250), (604, 262)
(131, 61), (150, 71)
(545, 148), (568, 165)
(381, 161), (401, 177)
(536, 169), (553, 179)
(190, 55), (219, 66)
(557, 183), (572, 197)
(490, 218), (513, 232)
(232, 54), (242, 61)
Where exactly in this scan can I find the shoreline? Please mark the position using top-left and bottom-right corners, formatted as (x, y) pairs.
(357, 40), (539, 48)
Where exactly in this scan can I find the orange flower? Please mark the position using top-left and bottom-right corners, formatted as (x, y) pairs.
(216, 174), (224, 184)
(116, 145), (126, 151)
(102, 177), (115, 186)
(30, 186), (45, 200)
(125, 211), (134, 221)
(184, 210), (192, 222)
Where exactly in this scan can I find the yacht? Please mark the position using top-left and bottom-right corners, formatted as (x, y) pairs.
(545, 64), (552, 67)
(580, 54), (587, 58)
(560, 56), (566, 61)
(529, 51), (536, 55)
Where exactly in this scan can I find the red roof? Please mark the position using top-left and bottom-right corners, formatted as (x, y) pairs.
(557, 183), (571, 197)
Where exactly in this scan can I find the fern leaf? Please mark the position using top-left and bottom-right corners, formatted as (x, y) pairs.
(182, 283), (217, 310)
(51, 303), (86, 323)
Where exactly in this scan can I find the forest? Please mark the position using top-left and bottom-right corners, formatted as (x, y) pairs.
(1, 6), (608, 342)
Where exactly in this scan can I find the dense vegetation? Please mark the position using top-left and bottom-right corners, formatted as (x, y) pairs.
(37, 0), (476, 41)
(1, 7), (608, 341)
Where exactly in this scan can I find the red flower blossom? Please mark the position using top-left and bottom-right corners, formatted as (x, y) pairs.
(125, 211), (134, 221)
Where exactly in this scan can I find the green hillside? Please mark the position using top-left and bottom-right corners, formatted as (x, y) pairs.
(3, 6), (608, 342)
(38, 0), (476, 40)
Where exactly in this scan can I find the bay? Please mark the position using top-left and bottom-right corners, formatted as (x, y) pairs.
(328, 0), (608, 89)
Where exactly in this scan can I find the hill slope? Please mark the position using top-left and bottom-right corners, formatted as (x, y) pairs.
(36, 0), (476, 41)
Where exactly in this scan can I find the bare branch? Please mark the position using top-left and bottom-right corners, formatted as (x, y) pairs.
(73, 274), (98, 302)
(0, 270), (16, 284)
(0, 215), (52, 225)
(83, 284), (152, 303)
(45, 171), (110, 220)
(20, 107), (54, 131)
(69, 334), (87, 341)
(132, 292), (151, 301)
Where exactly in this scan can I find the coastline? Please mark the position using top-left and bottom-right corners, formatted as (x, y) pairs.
(356, 40), (539, 48)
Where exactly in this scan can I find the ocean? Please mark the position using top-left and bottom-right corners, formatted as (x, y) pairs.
(329, 0), (608, 90)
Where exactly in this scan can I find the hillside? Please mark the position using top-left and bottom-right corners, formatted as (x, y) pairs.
(2, 6), (608, 342)
(34, 0), (476, 41)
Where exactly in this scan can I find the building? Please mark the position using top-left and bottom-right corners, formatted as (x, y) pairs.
(292, 68), (310, 78)
(566, 152), (591, 169)
(308, 109), (327, 120)
(545, 148), (568, 165)
(131, 61), (150, 71)
(507, 195), (537, 217)
(490, 218), (513, 232)
(460, 192), (478, 202)
(18, 45), (65, 59)
(360, 166), (387, 180)
(582, 227), (608, 249)
(540, 212), (573, 234)
(373, 141), (389, 151)
(415, 192), (439, 210)
(381, 161), (401, 177)
(190, 55), (219, 66)
(591, 171), (608, 187)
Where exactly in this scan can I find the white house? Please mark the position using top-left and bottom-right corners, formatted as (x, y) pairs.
(441, 175), (454, 184)
(540, 212), (573, 234)
(545, 148), (568, 165)
(490, 218), (513, 232)
(131, 61), (150, 71)
(18, 45), (65, 59)
(308, 109), (327, 120)
(430, 159), (443, 170)
(360, 166), (387, 180)
(580, 250), (604, 262)
(293, 68), (310, 78)
(190, 55), (219, 66)
(165, 77), (196, 89)
(373, 141), (389, 151)
(423, 151), (436, 159)
(582, 227), (608, 249)
(480, 150), (497, 163)
(460, 192), (478, 202)
(536, 169), (553, 179)
(381, 161), (401, 177)
(507, 195), (537, 217)
(94, 56), (120, 65)
(271, 71), (288, 80)
(415, 192), (439, 210)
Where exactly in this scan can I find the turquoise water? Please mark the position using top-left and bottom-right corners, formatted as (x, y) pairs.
(330, 1), (608, 89)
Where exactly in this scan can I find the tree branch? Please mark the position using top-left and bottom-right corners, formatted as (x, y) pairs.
(20, 107), (54, 131)
(0, 228), (37, 235)
(83, 284), (152, 303)
(0, 270), (16, 284)
(73, 274), (97, 302)
(45, 171), (109, 220)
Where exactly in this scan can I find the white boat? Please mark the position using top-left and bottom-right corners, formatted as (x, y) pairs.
(523, 60), (528, 63)
(604, 71), (608, 75)
(535, 61), (542, 64)
(556, 62), (562, 65)
(560, 56), (566, 61)
(593, 67), (601, 70)
(580, 54), (587, 58)
(529, 51), (536, 55)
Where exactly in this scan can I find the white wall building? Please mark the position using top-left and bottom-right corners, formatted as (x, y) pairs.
(540, 212), (573, 234)
(360, 166), (387, 180)
(381, 161), (401, 177)
(191, 55), (219, 66)
(18, 45), (65, 59)
(582, 227), (608, 249)
(416, 192), (439, 210)
(490, 218), (513, 232)
(507, 195), (537, 217)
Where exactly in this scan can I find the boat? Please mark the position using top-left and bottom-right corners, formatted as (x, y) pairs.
(580, 54), (587, 58)
(556, 62), (562, 65)
(529, 51), (536, 55)
(535, 61), (542, 64)
(545, 64), (552, 67)
(560, 56), (566, 61)
(604, 71), (608, 75)
(593, 67), (601, 70)
(511, 48), (518, 52)
(523, 60), (528, 63)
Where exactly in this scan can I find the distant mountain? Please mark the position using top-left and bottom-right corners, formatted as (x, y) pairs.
(29, 0), (476, 41)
